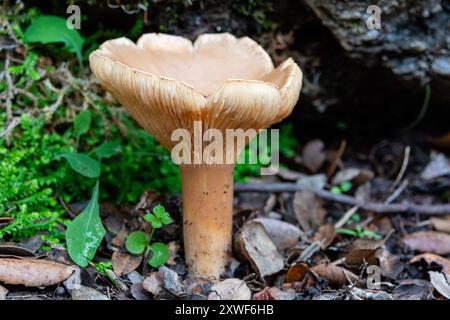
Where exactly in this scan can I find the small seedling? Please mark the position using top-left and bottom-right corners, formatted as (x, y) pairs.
(331, 181), (353, 194)
(336, 212), (381, 240)
(125, 204), (173, 267)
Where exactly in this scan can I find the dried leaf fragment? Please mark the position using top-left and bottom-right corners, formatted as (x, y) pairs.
(112, 252), (142, 276)
(429, 271), (450, 299)
(235, 222), (284, 278)
(310, 264), (359, 286)
(403, 231), (450, 255)
(0, 258), (76, 287)
(208, 278), (251, 300)
(410, 253), (450, 274)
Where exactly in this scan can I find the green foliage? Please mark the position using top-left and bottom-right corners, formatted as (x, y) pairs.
(59, 153), (101, 178)
(73, 110), (91, 141)
(144, 204), (173, 229)
(0, 115), (70, 241)
(24, 15), (84, 65)
(125, 204), (173, 268)
(125, 231), (148, 255)
(331, 181), (353, 194)
(234, 124), (299, 182)
(66, 181), (105, 267)
(336, 212), (381, 240)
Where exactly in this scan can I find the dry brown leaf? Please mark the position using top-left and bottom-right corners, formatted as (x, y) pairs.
(431, 216), (450, 234)
(112, 252), (142, 277)
(311, 224), (336, 249)
(421, 152), (450, 180)
(253, 287), (274, 300)
(310, 264), (359, 286)
(234, 222), (284, 279)
(0, 258), (75, 287)
(410, 253), (450, 274)
(285, 262), (309, 283)
(208, 278), (251, 300)
(293, 190), (326, 232)
(429, 271), (450, 299)
(302, 140), (326, 173)
(332, 168), (374, 186)
(0, 285), (8, 300)
(142, 272), (163, 296)
(403, 231), (450, 255)
(253, 217), (303, 250)
(345, 238), (387, 268)
(376, 248), (404, 279)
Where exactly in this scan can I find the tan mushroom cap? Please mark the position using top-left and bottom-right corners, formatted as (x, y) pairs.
(89, 33), (302, 151)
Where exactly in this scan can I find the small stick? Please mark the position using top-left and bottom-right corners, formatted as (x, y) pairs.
(234, 183), (450, 215)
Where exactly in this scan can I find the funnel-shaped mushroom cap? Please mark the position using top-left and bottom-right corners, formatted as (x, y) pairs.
(90, 33), (302, 155)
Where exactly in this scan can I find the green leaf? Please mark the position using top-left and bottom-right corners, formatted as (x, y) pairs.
(340, 181), (352, 193)
(74, 111), (91, 138)
(60, 153), (100, 178)
(147, 214), (162, 229)
(93, 141), (122, 159)
(66, 181), (105, 267)
(148, 242), (169, 267)
(125, 231), (148, 255)
(330, 186), (342, 194)
(153, 204), (172, 225)
(23, 15), (84, 65)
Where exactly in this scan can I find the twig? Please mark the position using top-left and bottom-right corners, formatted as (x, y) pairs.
(384, 179), (409, 204)
(234, 183), (450, 215)
(388, 145), (410, 192)
(334, 205), (359, 228)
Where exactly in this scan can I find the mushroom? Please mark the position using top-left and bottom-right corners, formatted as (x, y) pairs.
(90, 33), (302, 279)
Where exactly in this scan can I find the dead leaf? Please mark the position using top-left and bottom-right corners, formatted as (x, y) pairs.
(159, 266), (184, 296)
(130, 283), (151, 300)
(167, 241), (180, 265)
(302, 139), (326, 173)
(376, 249), (404, 279)
(311, 224), (336, 249)
(253, 287), (274, 300)
(345, 238), (387, 268)
(253, 217), (303, 250)
(0, 285), (8, 300)
(142, 272), (163, 296)
(332, 168), (374, 186)
(265, 287), (297, 300)
(0, 258), (75, 287)
(431, 216), (450, 233)
(71, 285), (109, 300)
(421, 152), (450, 180)
(393, 279), (434, 300)
(285, 262), (309, 283)
(111, 224), (128, 248)
(208, 278), (251, 300)
(234, 222), (284, 278)
(310, 264), (359, 286)
(403, 231), (450, 255)
(410, 253), (450, 274)
(293, 190), (326, 232)
(0, 244), (36, 257)
(184, 277), (213, 299)
(429, 271), (450, 299)
(112, 252), (142, 276)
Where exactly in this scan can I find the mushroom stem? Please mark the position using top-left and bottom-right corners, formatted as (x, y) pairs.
(180, 164), (234, 279)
